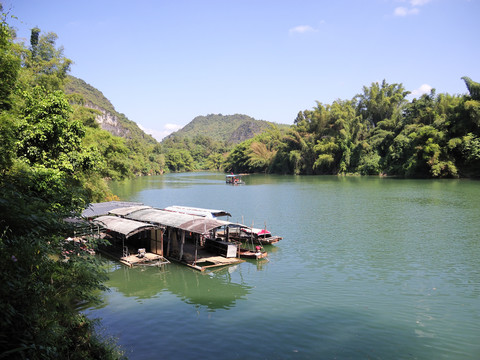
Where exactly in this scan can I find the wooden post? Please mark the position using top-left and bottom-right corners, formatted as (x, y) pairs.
(160, 228), (164, 257)
(166, 227), (171, 256)
(194, 234), (198, 265)
(179, 230), (185, 260)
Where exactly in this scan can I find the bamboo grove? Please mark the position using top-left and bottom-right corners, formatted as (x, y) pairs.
(225, 78), (480, 178)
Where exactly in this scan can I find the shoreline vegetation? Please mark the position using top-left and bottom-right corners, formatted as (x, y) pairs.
(0, 11), (125, 359)
(1, 8), (479, 360)
(224, 79), (480, 179)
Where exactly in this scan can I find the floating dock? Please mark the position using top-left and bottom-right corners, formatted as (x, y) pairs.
(185, 256), (244, 271)
(120, 252), (170, 267)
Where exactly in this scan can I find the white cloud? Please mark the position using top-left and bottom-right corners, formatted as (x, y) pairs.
(410, 0), (432, 6)
(394, 6), (408, 16)
(289, 25), (317, 34)
(394, 0), (431, 16)
(410, 84), (433, 98)
(165, 123), (182, 131)
(394, 6), (419, 16)
(138, 123), (183, 142)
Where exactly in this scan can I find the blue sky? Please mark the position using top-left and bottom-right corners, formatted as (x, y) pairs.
(4, 0), (480, 141)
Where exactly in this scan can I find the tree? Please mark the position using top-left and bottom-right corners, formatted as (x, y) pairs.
(0, 10), (21, 111)
(0, 17), (123, 358)
(247, 141), (277, 172)
(462, 76), (480, 101)
(23, 28), (72, 91)
(355, 79), (410, 128)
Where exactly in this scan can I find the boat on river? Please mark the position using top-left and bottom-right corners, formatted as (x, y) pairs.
(226, 174), (244, 185)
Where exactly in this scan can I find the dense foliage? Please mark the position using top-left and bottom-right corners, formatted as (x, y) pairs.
(226, 79), (480, 178)
(158, 114), (289, 173)
(0, 11), (124, 359)
(66, 75), (168, 183)
(160, 134), (231, 171)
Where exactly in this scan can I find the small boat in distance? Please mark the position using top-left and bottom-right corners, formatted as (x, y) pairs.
(226, 174), (244, 185)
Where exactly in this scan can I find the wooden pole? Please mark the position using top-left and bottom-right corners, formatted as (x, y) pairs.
(194, 235), (198, 265)
(166, 227), (171, 256)
(179, 230), (185, 261)
(160, 229), (164, 257)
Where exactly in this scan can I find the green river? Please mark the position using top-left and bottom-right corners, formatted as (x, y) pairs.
(86, 173), (480, 359)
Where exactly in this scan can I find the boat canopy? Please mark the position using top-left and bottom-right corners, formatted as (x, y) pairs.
(163, 205), (231, 218)
(124, 208), (232, 235)
(93, 215), (157, 238)
(241, 227), (271, 236)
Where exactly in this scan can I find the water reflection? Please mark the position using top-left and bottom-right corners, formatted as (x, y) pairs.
(101, 262), (252, 310)
(110, 172), (228, 200)
(92, 174), (480, 360)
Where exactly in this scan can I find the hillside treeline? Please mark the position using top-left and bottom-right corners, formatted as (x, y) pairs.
(0, 12), (124, 360)
(66, 78), (241, 183)
(226, 79), (480, 178)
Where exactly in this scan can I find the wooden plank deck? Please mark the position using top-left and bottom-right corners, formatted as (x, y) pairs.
(182, 255), (245, 271)
(120, 252), (170, 267)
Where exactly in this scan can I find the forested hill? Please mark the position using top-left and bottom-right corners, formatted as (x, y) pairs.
(166, 114), (285, 144)
(64, 75), (157, 144)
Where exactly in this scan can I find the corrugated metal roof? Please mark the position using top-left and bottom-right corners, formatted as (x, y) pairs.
(125, 208), (231, 234)
(82, 201), (144, 218)
(163, 205), (232, 218)
(109, 205), (152, 217)
(126, 208), (190, 227)
(180, 218), (231, 233)
(93, 215), (157, 237)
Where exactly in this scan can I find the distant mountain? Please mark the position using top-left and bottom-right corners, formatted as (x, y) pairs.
(64, 76), (157, 144)
(166, 114), (284, 144)
(64, 77), (287, 146)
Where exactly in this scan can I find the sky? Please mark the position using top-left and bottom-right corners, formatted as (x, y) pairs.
(3, 0), (480, 141)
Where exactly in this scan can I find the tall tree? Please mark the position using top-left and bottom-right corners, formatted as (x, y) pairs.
(462, 76), (480, 101)
(355, 79), (410, 128)
(23, 28), (72, 90)
(0, 9), (20, 110)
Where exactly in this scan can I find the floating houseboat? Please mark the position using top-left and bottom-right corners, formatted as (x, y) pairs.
(82, 202), (278, 271)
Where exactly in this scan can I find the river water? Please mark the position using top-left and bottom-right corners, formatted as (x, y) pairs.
(87, 173), (480, 359)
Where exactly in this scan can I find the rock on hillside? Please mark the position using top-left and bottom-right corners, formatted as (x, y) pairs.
(64, 76), (157, 144)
